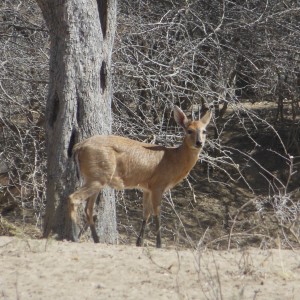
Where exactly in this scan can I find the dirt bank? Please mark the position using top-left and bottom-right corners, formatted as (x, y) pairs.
(1, 236), (299, 300)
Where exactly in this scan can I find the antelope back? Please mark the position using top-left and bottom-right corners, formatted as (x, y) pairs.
(73, 136), (165, 189)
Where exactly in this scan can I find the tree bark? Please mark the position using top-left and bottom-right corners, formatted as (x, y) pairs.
(36, 0), (118, 243)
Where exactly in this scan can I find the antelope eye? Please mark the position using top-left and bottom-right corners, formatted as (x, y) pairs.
(187, 129), (193, 134)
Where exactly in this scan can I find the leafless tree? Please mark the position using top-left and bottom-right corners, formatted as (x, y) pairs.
(0, 0), (48, 231)
(112, 0), (300, 247)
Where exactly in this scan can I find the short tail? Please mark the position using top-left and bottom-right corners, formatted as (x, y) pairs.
(72, 145), (82, 185)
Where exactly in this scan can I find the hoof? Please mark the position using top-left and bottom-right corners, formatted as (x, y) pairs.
(71, 223), (80, 242)
(156, 237), (162, 248)
(136, 237), (143, 247)
(90, 225), (100, 243)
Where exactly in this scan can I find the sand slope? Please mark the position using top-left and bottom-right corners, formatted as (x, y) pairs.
(0, 237), (299, 300)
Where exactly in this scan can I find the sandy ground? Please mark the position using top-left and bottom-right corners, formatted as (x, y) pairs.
(0, 236), (299, 300)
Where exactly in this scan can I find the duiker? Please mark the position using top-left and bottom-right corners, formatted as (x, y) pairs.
(68, 106), (212, 247)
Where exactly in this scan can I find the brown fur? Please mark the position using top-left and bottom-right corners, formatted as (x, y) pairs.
(68, 106), (212, 247)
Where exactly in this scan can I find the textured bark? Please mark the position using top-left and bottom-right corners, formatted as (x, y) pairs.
(36, 0), (117, 243)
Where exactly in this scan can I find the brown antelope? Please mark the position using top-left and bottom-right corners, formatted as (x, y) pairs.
(68, 105), (212, 248)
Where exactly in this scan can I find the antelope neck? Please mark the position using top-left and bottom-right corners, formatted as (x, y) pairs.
(177, 139), (201, 165)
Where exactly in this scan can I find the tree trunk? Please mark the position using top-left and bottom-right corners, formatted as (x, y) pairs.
(36, 0), (118, 243)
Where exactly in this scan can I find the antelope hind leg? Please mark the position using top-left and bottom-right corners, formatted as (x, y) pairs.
(85, 194), (100, 243)
(68, 182), (102, 242)
(68, 194), (81, 242)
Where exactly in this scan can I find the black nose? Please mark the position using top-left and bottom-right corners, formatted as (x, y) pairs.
(196, 140), (202, 147)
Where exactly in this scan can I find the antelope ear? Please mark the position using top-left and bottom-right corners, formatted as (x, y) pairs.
(174, 105), (189, 129)
(200, 110), (212, 127)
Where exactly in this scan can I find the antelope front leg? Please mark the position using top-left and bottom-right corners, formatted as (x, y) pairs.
(136, 191), (151, 247)
(154, 215), (161, 248)
(151, 189), (163, 248)
(136, 220), (147, 247)
(146, 189), (163, 248)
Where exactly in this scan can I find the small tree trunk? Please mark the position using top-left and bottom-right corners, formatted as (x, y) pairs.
(36, 0), (118, 243)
